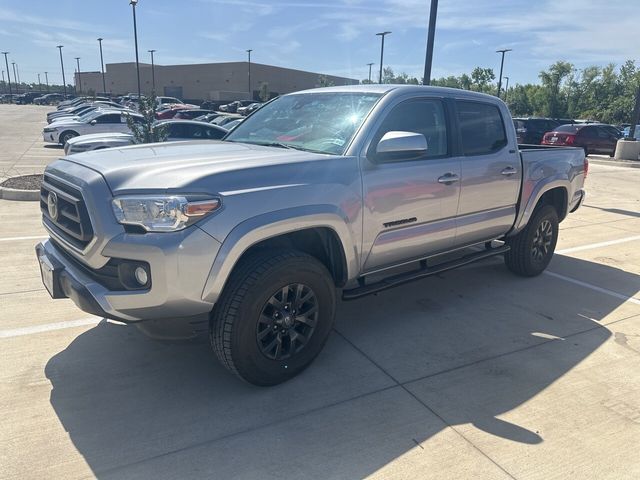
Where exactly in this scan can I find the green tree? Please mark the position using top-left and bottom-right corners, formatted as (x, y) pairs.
(318, 75), (334, 87)
(125, 93), (167, 144)
(259, 82), (270, 102)
(470, 67), (496, 93)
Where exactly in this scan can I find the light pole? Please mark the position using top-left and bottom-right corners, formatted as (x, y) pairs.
(1, 52), (11, 99)
(422, 0), (438, 85)
(16, 63), (20, 85)
(75, 57), (82, 94)
(1, 70), (4, 93)
(56, 45), (67, 97)
(38, 73), (41, 92)
(503, 76), (510, 102)
(376, 31), (391, 84)
(148, 49), (156, 92)
(44, 71), (50, 92)
(246, 49), (252, 99)
(367, 63), (374, 83)
(496, 48), (512, 99)
(98, 38), (106, 94)
(11, 62), (18, 94)
(130, 0), (141, 99)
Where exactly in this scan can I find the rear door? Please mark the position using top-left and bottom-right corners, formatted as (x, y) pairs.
(360, 97), (461, 272)
(455, 100), (521, 246)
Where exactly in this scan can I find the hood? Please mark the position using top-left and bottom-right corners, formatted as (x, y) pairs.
(49, 118), (84, 127)
(67, 132), (133, 145)
(61, 140), (332, 195)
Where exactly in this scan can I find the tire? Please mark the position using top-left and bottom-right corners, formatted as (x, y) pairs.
(504, 204), (559, 277)
(210, 249), (337, 386)
(583, 147), (589, 157)
(59, 131), (78, 145)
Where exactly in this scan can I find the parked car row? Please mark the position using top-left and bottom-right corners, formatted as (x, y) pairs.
(64, 120), (228, 154)
(513, 116), (626, 156)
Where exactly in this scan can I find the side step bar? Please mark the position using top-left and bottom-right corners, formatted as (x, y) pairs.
(342, 245), (510, 301)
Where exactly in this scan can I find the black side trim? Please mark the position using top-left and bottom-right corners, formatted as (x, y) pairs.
(343, 245), (510, 300)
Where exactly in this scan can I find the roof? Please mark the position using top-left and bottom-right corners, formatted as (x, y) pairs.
(291, 84), (503, 102)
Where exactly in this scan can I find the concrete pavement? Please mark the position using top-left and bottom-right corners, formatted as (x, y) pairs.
(1, 105), (639, 479)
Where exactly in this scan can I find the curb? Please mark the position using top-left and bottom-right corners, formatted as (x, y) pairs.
(0, 186), (41, 201)
(588, 158), (640, 169)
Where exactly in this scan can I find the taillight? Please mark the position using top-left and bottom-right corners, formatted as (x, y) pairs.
(584, 157), (589, 179)
(565, 134), (575, 145)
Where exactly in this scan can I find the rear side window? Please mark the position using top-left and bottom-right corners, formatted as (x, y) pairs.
(555, 125), (580, 133)
(456, 101), (507, 155)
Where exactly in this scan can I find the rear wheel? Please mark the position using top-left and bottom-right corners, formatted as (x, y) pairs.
(504, 205), (559, 277)
(210, 249), (336, 386)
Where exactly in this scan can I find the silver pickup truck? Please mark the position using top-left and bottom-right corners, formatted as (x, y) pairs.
(36, 85), (587, 385)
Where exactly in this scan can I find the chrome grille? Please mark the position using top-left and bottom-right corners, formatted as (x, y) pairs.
(40, 174), (94, 250)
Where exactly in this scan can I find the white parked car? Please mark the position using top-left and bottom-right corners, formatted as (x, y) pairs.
(64, 120), (229, 154)
(43, 110), (144, 145)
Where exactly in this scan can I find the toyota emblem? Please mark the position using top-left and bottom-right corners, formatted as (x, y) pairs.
(47, 191), (59, 221)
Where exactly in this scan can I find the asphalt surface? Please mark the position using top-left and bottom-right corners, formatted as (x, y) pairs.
(1, 104), (640, 479)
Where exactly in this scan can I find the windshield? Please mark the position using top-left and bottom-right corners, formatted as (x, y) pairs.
(225, 92), (382, 155)
(77, 110), (100, 121)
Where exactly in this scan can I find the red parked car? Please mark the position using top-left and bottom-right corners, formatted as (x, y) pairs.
(541, 124), (622, 156)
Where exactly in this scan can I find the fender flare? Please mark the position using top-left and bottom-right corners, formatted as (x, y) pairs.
(512, 176), (570, 233)
(201, 205), (359, 304)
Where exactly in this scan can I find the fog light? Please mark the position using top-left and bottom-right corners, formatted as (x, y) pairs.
(134, 266), (148, 286)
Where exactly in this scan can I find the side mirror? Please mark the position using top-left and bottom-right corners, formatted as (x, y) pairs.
(90, 119), (97, 125)
(375, 131), (428, 161)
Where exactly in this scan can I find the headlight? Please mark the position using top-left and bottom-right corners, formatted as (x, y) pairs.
(112, 195), (221, 232)
(43, 127), (57, 133)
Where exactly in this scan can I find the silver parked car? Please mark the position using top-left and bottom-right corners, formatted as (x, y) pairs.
(64, 120), (229, 154)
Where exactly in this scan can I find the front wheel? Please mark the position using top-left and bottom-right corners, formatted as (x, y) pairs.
(504, 205), (559, 277)
(59, 131), (78, 145)
(210, 249), (337, 385)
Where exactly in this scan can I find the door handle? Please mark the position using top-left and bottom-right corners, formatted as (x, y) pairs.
(501, 166), (517, 176)
(438, 173), (459, 184)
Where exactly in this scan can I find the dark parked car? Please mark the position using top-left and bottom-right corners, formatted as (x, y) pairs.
(542, 124), (622, 156)
(219, 100), (254, 113)
(513, 118), (562, 145)
(15, 92), (47, 104)
(172, 109), (215, 120)
(237, 102), (263, 116)
(33, 93), (67, 105)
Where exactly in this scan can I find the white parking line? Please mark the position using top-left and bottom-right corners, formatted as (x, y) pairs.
(544, 271), (640, 306)
(0, 317), (102, 339)
(0, 235), (47, 242)
(557, 235), (640, 255)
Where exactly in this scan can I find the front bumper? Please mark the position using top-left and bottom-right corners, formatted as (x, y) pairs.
(43, 131), (59, 143)
(35, 225), (221, 323)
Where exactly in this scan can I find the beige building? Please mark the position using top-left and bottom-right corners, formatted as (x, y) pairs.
(76, 61), (357, 101)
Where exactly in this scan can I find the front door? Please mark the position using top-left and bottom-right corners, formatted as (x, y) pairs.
(361, 97), (461, 272)
(454, 100), (521, 246)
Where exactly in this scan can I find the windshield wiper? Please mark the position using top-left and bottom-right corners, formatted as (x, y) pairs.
(246, 141), (294, 149)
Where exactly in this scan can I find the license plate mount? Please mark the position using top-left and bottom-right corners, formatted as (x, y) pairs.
(38, 252), (65, 299)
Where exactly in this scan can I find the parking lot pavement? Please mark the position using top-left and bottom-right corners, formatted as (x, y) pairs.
(1, 114), (639, 479)
(0, 104), (61, 180)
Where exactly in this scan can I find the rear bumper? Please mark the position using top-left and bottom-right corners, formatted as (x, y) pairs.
(570, 189), (585, 213)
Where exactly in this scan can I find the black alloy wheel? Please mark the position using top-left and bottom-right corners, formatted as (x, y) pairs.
(256, 283), (318, 361)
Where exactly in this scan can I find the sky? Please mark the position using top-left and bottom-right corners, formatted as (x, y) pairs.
(1, 0), (639, 87)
